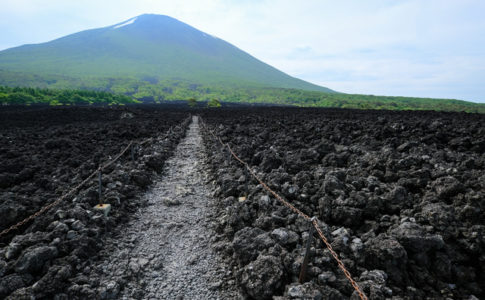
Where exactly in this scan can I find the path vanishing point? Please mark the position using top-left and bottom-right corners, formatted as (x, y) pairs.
(92, 116), (239, 299)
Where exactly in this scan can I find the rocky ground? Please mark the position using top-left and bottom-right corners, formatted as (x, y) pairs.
(200, 107), (484, 299)
(1, 105), (483, 300)
(77, 116), (238, 299)
(0, 105), (191, 298)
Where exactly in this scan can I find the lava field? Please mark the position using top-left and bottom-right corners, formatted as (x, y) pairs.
(0, 105), (484, 299)
(0, 105), (190, 298)
(200, 107), (485, 299)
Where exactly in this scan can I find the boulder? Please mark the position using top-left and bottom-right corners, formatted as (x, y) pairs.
(130, 171), (151, 188)
(386, 186), (411, 212)
(233, 227), (275, 265)
(14, 246), (58, 274)
(271, 228), (299, 247)
(0, 274), (34, 299)
(364, 235), (408, 283)
(323, 175), (345, 195)
(240, 255), (283, 299)
(391, 222), (444, 253)
(431, 176), (464, 200)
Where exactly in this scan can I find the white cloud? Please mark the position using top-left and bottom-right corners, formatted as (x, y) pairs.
(0, 0), (484, 102)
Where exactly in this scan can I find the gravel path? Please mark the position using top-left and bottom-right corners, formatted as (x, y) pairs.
(93, 116), (239, 299)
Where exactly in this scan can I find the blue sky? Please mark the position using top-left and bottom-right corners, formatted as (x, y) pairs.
(1, 0), (484, 103)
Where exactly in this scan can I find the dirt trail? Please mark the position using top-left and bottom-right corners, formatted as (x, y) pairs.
(92, 116), (238, 299)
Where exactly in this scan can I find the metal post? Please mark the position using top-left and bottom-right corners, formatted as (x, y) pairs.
(98, 170), (103, 205)
(226, 145), (231, 165)
(130, 144), (135, 162)
(299, 217), (316, 283)
(244, 166), (249, 197)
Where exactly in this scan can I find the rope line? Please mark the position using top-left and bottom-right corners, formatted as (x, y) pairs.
(200, 118), (368, 300)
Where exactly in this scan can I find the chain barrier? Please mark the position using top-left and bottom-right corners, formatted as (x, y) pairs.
(0, 114), (192, 239)
(0, 141), (136, 238)
(200, 118), (368, 300)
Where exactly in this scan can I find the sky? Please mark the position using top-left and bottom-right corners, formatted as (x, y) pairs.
(1, 0), (484, 103)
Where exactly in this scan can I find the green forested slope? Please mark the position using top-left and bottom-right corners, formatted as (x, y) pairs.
(2, 73), (483, 113)
(0, 14), (482, 112)
(0, 86), (136, 105)
(0, 14), (333, 93)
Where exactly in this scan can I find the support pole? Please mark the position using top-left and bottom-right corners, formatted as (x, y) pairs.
(226, 145), (231, 166)
(98, 170), (103, 205)
(244, 166), (249, 197)
(130, 144), (135, 162)
(299, 217), (316, 283)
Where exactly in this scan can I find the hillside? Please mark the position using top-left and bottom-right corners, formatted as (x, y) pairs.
(0, 14), (483, 112)
(0, 86), (136, 105)
(0, 14), (332, 93)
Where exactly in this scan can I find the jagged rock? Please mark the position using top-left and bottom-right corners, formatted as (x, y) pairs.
(0, 260), (7, 277)
(386, 186), (411, 211)
(233, 227), (275, 265)
(431, 176), (464, 200)
(31, 265), (72, 297)
(271, 228), (299, 247)
(145, 154), (165, 172)
(71, 220), (86, 231)
(240, 255), (283, 299)
(14, 246), (58, 274)
(350, 237), (364, 258)
(0, 274), (34, 298)
(318, 271), (337, 284)
(260, 151), (283, 172)
(0, 202), (24, 227)
(364, 235), (408, 283)
(391, 222), (444, 253)
(131, 171), (151, 188)
(5, 243), (22, 260)
(359, 269), (388, 285)
(0, 106), (190, 299)
(66, 230), (78, 240)
(98, 281), (120, 299)
(323, 175), (345, 195)
(162, 197), (181, 206)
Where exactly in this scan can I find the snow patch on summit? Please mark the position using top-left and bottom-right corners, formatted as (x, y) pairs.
(201, 32), (219, 39)
(113, 17), (137, 29)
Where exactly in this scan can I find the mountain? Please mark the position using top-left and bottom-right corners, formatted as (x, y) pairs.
(1, 14), (483, 113)
(0, 14), (333, 92)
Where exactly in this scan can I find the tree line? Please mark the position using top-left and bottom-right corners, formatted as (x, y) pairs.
(0, 86), (137, 105)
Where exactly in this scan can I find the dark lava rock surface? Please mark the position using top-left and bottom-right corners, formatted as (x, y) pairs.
(200, 107), (485, 300)
(0, 105), (191, 299)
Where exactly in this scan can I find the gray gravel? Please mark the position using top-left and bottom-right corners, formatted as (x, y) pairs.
(93, 116), (239, 299)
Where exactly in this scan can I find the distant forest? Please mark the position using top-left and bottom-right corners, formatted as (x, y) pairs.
(1, 71), (484, 113)
(0, 86), (137, 105)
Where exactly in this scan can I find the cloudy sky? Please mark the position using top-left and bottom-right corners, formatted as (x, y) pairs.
(1, 0), (484, 102)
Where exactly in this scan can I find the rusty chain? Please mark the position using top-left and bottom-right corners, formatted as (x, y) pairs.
(0, 141), (135, 238)
(200, 117), (368, 300)
(0, 123), (179, 239)
(312, 219), (368, 300)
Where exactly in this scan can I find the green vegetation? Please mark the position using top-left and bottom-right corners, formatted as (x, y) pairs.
(0, 14), (332, 93)
(207, 98), (221, 107)
(0, 86), (138, 105)
(187, 97), (197, 107)
(0, 71), (483, 112)
(1, 14), (482, 113)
